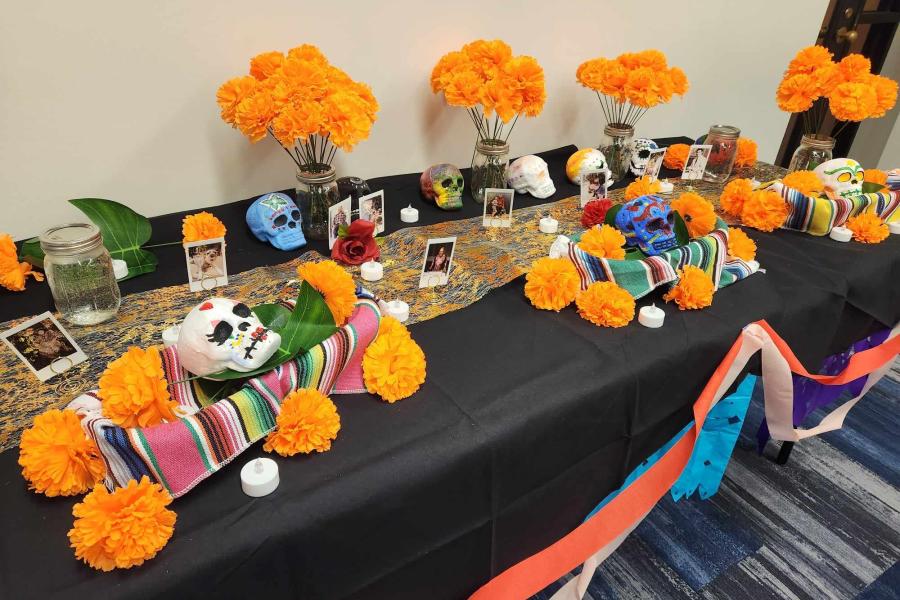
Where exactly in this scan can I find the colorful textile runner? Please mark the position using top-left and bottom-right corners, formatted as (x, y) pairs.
(771, 182), (900, 236)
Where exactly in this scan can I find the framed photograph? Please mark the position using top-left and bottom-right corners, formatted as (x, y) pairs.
(644, 147), (667, 181)
(580, 169), (609, 207)
(681, 144), (712, 180)
(359, 190), (385, 235)
(328, 196), (352, 249)
(184, 237), (228, 292)
(482, 188), (514, 228)
(418, 236), (457, 289)
(2, 312), (87, 382)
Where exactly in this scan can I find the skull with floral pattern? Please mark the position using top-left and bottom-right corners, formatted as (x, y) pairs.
(614, 194), (677, 256)
(246, 192), (307, 251)
(420, 163), (464, 210)
(814, 158), (865, 200)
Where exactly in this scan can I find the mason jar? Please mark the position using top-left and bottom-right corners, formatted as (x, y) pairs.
(470, 139), (509, 203)
(702, 124), (741, 183)
(599, 124), (634, 182)
(788, 134), (835, 173)
(40, 223), (121, 326)
(297, 165), (340, 240)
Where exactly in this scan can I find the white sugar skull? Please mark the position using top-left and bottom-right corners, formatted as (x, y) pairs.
(814, 158), (864, 200)
(246, 192), (307, 251)
(566, 148), (614, 186)
(420, 164), (464, 210)
(630, 138), (659, 176)
(177, 298), (282, 377)
(508, 155), (556, 198)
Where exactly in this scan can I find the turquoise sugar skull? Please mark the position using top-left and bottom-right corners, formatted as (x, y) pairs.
(420, 163), (464, 210)
(614, 195), (677, 256)
(814, 158), (864, 199)
(246, 192), (307, 251)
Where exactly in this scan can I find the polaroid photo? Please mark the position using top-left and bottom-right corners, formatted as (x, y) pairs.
(580, 169), (609, 208)
(359, 190), (385, 235)
(184, 237), (228, 292)
(2, 312), (87, 382)
(644, 147), (667, 181)
(482, 188), (515, 228)
(681, 144), (712, 180)
(328, 196), (352, 250)
(418, 236), (457, 289)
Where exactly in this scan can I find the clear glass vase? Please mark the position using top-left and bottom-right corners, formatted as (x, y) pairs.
(470, 139), (509, 203)
(702, 124), (741, 183)
(296, 165), (339, 240)
(788, 134), (835, 173)
(599, 124), (634, 182)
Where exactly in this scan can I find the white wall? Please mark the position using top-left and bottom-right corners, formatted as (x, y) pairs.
(1, 0), (828, 240)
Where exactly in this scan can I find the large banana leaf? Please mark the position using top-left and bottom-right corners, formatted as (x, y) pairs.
(69, 198), (157, 280)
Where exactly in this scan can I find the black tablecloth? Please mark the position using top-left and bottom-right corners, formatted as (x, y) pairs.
(1, 141), (899, 599)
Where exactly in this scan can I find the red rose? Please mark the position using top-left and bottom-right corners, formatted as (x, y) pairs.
(331, 219), (380, 265)
(581, 198), (613, 228)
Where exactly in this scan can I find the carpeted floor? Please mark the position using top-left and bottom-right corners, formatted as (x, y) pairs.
(535, 360), (900, 600)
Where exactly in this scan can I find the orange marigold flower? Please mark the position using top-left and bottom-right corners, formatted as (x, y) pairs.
(624, 67), (667, 108)
(776, 74), (818, 113)
(836, 54), (871, 84)
(663, 143), (690, 170)
(0, 233), (43, 292)
(720, 178), (754, 217)
(19, 409), (104, 497)
(727, 228), (757, 262)
(578, 224), (626, 259)
(786, 45), (834, 77)
(813, 62), (842, 97)
(296, 260), (357, 326)
(430, 50), (470, 93)
(99, 347), (180, 428)
(524, 257), (579, 312)
(264, 388), (341, 455)
(863, 168), (888, 186)
(782, 170), (824, 197)
(575, 281), (635, 328)
(503, 55), (546, 117)
(481, 76), (522, 123)
(663, 265), (715, 310)
(286, 44), (329, 65)
(362, 317), (426, 402)
(634, 49), (668, 71)
(68, 476), (175, 571)
(442, 67), (483, 109)
(463, 39), (512, 80)
(216, 76), (258, 126)
(741, 189), (789, 232)
(672, 192), (717, 238)
(249, 51), (285, 81)
(668, 66), (690, 96)
(624, 175), (662, 200)
(234, 91), (276, 143)
(867, 74), (898, 118)
(734, 137), (758, 169)
(322, 89), (376, 151)
(271, 101), (323, 147)
(846, 213), (889, 244)
(829, 81), (878, 121)
(577, 58), (628, 100)
(181, 212), (226, 243)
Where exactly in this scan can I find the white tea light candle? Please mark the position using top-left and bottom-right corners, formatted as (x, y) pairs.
(638, 304), (665, 328)
(539, 216), (559, 234)
(657, 179), (674, 194)
(384, 300), (410, 323)
(360, 260), (384, 282)
(889, 221), (900, 235)
(161, 325), (181, 348)
(240, 457), (279, 497)
(829, 226), (852, 242)
(400, 205), (419, 223)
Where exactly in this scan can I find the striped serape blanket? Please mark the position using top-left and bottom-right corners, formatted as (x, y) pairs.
(68, 298), (381, 498)
(771, 182), (900, 236)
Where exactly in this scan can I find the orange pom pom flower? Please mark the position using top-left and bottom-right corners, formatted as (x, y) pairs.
(846, 213), (889, 244)
(663, 143), (690, 170)
(575, 281), (635, 327)
(524, 257), (579, 312)
(663, 265), (715, 310)
(181, 212), (226, 243)
(734, 137), (758, 169)
(776, 74), (818, 113)
(0, 233), (43, 292)
(624, 176), (662, 201)
(828, 82), (878, 122)
(99, 347), (180, 428)
(727, 228), (757, 262)
(578, 224), (626, 259)
(863, 168), (888, 187)
(720, 178), (753, 217)
(296, 260), (357, 326)
(672, 192), (717, 239)
(741, 190), (789, 232)
(362, 317), (427, 402)
(264, 388), (341, 455)
(782, 170), (824, 197)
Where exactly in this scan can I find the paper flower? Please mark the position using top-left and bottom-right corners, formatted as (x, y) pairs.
(99, 346), (180, 428)
(19, 409), (104, 497)
(663, 143), (690, 170)
(296, 260), (357, 326)
(576, 50), (688, 111)
(264, 388), (341, 455)
(575, 281), (635, 327)
(68, 476), (176, 571)
(249, 51), (285, 81)
(782, 170), (824, 196)
(363, 317), (427, 402)
(0, 233), (44, 292)
(863, 168), (888, 186)
(216, 76), (258, 125)
(868, 74), (898, 118)
(741, 189), (789, 232)
(787, 45), (834, 77)
(837, 54), (871, 83)
(624, 176), (662, 201)
(846, 213), (889, 244)
(331, 219), (380, 265)
(727, 228), (757, 262)
(734, 137), (758, 169)
(581, 198), (613, 228)
(828, 82), (878, 122)
(776, 74), (818, 113)
(181, 212), (226, 243)
(578, 224), (626, 259)
(524, 257), (579, 311)
(672, 192), (717, 239)
(663, 265), (715, 310)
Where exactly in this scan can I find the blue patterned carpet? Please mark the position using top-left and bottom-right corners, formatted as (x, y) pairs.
(535, 361), (900, 599)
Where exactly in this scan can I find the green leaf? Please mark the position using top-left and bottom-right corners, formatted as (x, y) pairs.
(604, 203), (623, 226)
(252, 303), (292, 331)
(337, 224), (349, 238)
(673, 211), (691, 246)
(861, 182), (886, 194)
(69, 198), (157, 280)
(18, 237), (44, 268)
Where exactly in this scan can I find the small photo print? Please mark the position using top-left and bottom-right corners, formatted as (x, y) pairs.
(580, 169), (609, 207)
(1, 312), (87, 382)
(184, 237), (228, 292)
(418, 236), (457, 289)
(359, 190), (385, 235)
(482, 188), (514, 228)
(329, 196), (352, 249)
(645, 148), (667, 181)
(681, 144), (712, 180)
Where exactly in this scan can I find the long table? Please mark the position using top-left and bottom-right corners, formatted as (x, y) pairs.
(1, 141), (898, 599)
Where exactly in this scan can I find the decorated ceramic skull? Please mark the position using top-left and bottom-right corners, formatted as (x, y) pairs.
(508, 155), (556, 198)
(614, 195), (677, 256)
(814, 158), (865, 199)
(176, 298), (282, 377)
(420, 164), (464, 210)
(630, 138), (659, 176)
(246, 192), (307, 251)
(566, 148), (614, 186)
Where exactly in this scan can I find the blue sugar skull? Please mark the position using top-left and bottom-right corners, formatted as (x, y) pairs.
(614, 195), (677, 256)
(246, 192), (307, 251)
